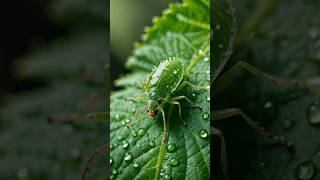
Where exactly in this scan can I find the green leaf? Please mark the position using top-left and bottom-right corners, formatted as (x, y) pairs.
(215, 0), (320, 179)
(110, 0), (210, 179)
(212, 0), (236, 81)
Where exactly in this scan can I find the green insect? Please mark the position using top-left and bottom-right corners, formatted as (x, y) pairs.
(130, 57), (207, 140)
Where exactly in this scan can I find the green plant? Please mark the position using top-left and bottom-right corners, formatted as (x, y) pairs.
(110, 0), (210, 179)
(214, 0), (320, 179)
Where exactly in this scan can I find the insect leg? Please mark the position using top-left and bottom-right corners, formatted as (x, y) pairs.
(213, 61), (320, 92)
(169, 95), (199, 109)
(176, 81), (209, 91)
(167, 100), (186, 126)
(159, 105), (168, 143)
(213, 108), (294, 151)
(211, 127), (230, 180)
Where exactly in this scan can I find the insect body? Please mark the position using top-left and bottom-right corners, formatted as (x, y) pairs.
(144, 57), (184, 118)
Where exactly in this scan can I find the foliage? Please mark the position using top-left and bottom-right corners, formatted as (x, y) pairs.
(110, 0), (210, 179)
(0, 1), (107, 179)
(214, 0), (320, 179)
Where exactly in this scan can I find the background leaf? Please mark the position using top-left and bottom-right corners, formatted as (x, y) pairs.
(214, 0), (320, 179)
(110, 0), (210, 179)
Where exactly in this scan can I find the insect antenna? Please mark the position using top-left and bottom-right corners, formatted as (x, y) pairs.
(126, 105), (149, 128)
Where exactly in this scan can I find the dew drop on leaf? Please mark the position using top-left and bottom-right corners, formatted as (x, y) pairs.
(206, 94), (210, 102)
(202, 112), (209, 120)
(132, 130), (138, 137)
(133, 161), (140, 168)
(112, 168), (118, 175)
(138, 128), (145, 136)
(170, 158), (179, 166)
(124, 152), (133, 161)
(264, 101), (273, 109)
(307, 100), (320, 124)
(110, 158), (113, 165)
(295, 161), (315, 180)
(122, 141), (129, 149)
(117, 135), (124, 141)
(204, 57), (209, 62)
(199, 129), (208, 139)
(167, 144), (176, 152)
(164, 174), (171, 179)
(149, 139), (156, 147)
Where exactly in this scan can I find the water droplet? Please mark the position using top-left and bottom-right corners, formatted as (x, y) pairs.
(204, 57), (209, 62)
(307, 100), (320, 124)
(206, 95), (210, 102)
(121, 120), (126, 125)
(202, 112), (209, 120)
(167, 144), (176, 152)
(17, 167), (28, 178)
(117, 135), (124, 141)
(216, 24), (221, 31)
(131, 108), (136, 113)
(124, 152), (133, 161)
(125, 119), (131, 124)
(170, 158), (179, 166)
(164, 174), (171, 179)
(199, 129), (208, 138)
(112, 168), (118, 175)
(115, 114), (120, 120)
(164, 153), (169, 160)
(264, 102), (273, 109)
(295, 161), (315, 180)
(192, 93), (196, 97)
(122, 141), (129, 149)
(173, 70), (177, 75)
(149, 139), (156, 147)
(110, 158), (113, 165)
(138, 128), (145, 136)
(133, 161), (140, 168)
(132, 130), (138, 137)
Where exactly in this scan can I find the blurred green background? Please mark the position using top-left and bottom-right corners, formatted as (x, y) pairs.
(110, 0), (180, 86)
(0, 0), (107, 179)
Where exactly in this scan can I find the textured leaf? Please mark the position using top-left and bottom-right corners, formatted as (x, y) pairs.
(214, 0), (320, 179)
(212, 0), (236, 81)
(110, 0), (210, 179)
(0, 33), (107, 179)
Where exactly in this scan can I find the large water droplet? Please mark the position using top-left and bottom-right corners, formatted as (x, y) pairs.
(122, 141), (129, 149)
(295, 161), (315, 180)
(202, 112), (209, 120)
(170, 158), (179, 166)
(112, 168), (118, 175)
(206, 95), (210, 102)
(138, 128), (145, 136)
(307, 100), (320, 124)
(164, 174), (171, 179)
(133, 161), (140, 168)
(167, 144), (176, 152)
(124, 152), (133, 161)
(117, 135), (124, 141)
(132, 130), (138, 137)
(17, 167), (28, 178)
(264, 102), (273, 109)
(149, 139), (156, 147)
(110, 158), (113, 165)
(199, 129), (208, 139)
